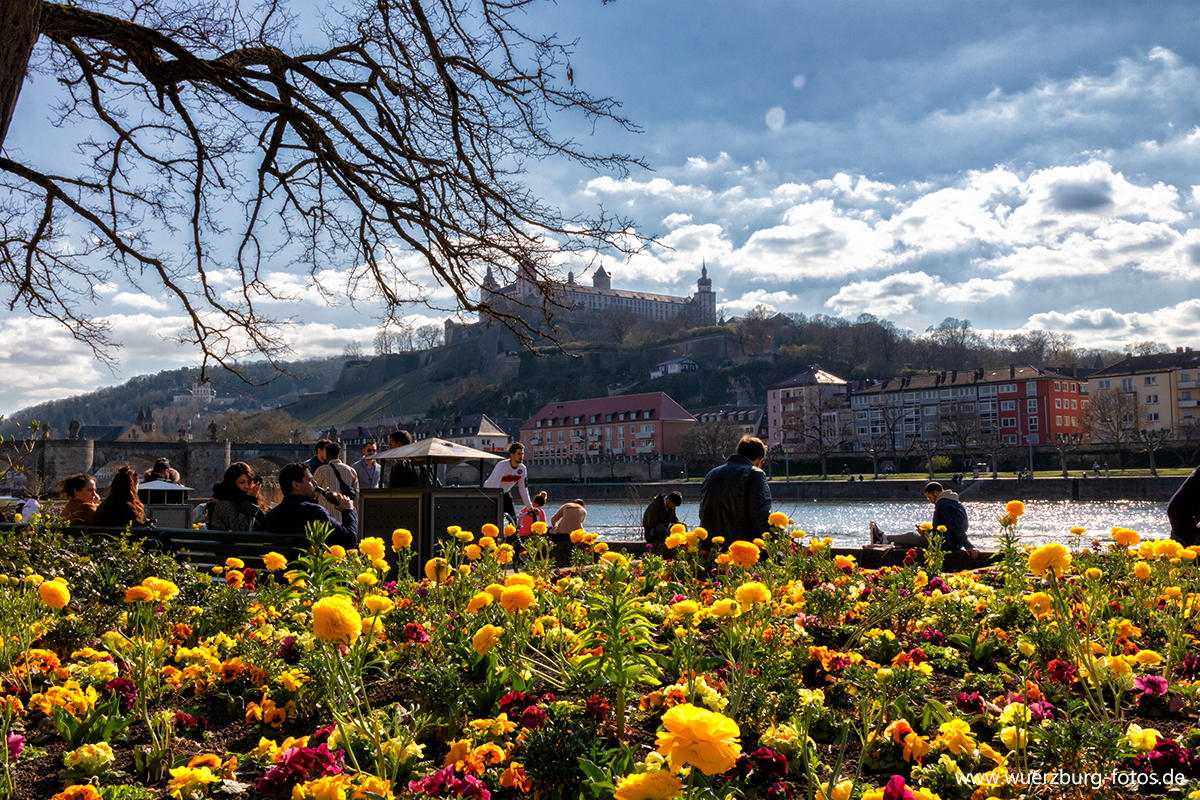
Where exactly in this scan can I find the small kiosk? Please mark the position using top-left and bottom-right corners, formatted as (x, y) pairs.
(360, 439), (506, 572)
(138, 480), (194, 528)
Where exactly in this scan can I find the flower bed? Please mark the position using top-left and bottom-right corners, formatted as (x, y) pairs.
(4, 503), (1200, 800)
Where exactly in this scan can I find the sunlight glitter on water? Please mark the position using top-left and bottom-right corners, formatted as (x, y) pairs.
(577, 499), (1170, 548)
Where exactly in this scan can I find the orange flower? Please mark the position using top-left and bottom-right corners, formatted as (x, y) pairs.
(655, 703), (741, 775)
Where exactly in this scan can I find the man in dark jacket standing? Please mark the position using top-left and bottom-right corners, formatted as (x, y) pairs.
(262, 463), (358, 550)
(1168, 466), (1200, 547)
(699, 437), (772, 542)
(643, 491), (683, 544)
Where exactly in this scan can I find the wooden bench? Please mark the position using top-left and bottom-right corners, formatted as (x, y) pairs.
(0, 523), (295, 574)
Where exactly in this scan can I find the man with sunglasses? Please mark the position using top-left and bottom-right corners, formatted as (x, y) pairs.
(352, 442), (381, 490)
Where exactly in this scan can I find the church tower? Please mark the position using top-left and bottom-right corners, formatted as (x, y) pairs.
(592, 264), (612, 291)
(694, 262), (716, 326)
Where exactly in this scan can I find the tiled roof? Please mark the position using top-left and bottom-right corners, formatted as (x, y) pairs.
(766, 368), (848, 391)
(521, 392), (695, 430)
(852, 365), (1076, 395)
(1090, 351), (1200, 377)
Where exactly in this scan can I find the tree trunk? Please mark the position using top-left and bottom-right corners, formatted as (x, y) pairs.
(872, 455), (879, 480)
(1060, 451), (1069, 479)
(0, 0), (42, 148)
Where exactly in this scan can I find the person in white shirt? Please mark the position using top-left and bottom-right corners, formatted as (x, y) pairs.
(485, 443), (532, 521)
(313, 442), (360, 524)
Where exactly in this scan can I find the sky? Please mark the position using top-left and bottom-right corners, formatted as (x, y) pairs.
(2, 0), (1199, 415)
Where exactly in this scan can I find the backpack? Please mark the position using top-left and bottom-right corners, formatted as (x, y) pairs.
(517, 507), (543, 537)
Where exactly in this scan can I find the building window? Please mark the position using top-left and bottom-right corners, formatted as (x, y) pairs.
(1027, 399), (1038, 412)
(1121, 378), (1135, 392)
(999, 383), (1017, 393)
(1071, 400), (1077, 409)
(1003, 434), (1018, 444)
(1184, 391), (1194, 401)
(1183, 372), (1193, 383)
(923, 406), (936, 416)
(1028, 417), (1038, 431)
(1146, 394), (1159, 404)
(1000, 400), (1015, 411)
(1001, 417), (1016, 428)
(1056, 415), (1063, 426)
(1145, 376), (1159, 386)
(1054, 381), (1061, 391)
(1097, 379), (1111, 390)
(1027, 382), (1037, 396)
(535, 420), (542, 428)
(1148, 412), (1161, 422)
(1055, 399), (1062, 409)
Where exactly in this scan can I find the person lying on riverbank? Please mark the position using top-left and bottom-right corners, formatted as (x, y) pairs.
(870, 481), (980, 559)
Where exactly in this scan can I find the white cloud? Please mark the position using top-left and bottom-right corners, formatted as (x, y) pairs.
(584, 176), (713, 203)
(824, 272), (933, 318)
(1025, 299), (1200, 348)
(792, 74), (806, 90)
(722, 290), (801, 314)
(111, 292), (169, 311)
(941, 278), (1015, 303)
(765, 107), (786, 131)
(731, 198), (896, 279)
(662, 212), (692, 229)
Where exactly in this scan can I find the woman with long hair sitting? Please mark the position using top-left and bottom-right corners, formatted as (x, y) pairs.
(207, 462), (266, 531)
(92, 466), (146, 528)
(58, 473), (99, 525)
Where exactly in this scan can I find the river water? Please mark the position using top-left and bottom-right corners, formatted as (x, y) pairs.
(569, 499), (1171, 548)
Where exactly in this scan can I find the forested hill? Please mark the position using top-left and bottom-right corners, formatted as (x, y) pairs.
(7, 358), (345, 435)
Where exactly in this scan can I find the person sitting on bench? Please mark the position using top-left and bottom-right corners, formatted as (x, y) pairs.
(870, 481), (979, 559)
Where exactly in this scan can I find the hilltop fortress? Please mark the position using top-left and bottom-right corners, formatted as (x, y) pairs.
(446, 263), (717, 344)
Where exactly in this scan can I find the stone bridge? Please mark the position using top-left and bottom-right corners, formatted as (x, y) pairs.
(10, 439), (314, 495)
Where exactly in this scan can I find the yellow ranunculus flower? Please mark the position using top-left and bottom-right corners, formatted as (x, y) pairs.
(464, 544), (482, 560)
(481, 523), (499, 538)
(263, 552), (288, 571)
(710, 598), (739, 618)
(39, 578), (70, 609)
(424, 558), (451, 583)
(1111, 527), (1140, 547)
(1134, 561), (1152, 580)
(359, 537), (386, 561)
(392, 528), (413, 550)
(1005, 500), (1025, 518)
(768, 512), (789, 528)
(593, 542), (609, 554)
(356, 572), (377, 586)
(614, 769), (683, 800)
(655, 703), (741, 775)
(311, 596), (362, 646)
(531, 521), (548, 535)
(500, 585), (536, 614)
(472, 624), (504, 655)
(326, 545), (347, 559)
(671, 600), (699, 619)
(467, 592), (494, 614)
(1028, 543), (1071, 577)
(1153, 538), (1183, 559)
(735, 582), (771, 611)
(362, 594), (394, 615)
(727, 541), (760, 568)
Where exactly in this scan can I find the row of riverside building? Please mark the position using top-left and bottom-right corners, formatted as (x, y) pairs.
(342, 347), (1199, 482)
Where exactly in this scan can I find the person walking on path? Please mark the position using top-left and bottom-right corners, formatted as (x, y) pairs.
(698, 436), (772, 543)
(485, 443), (532, 523)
